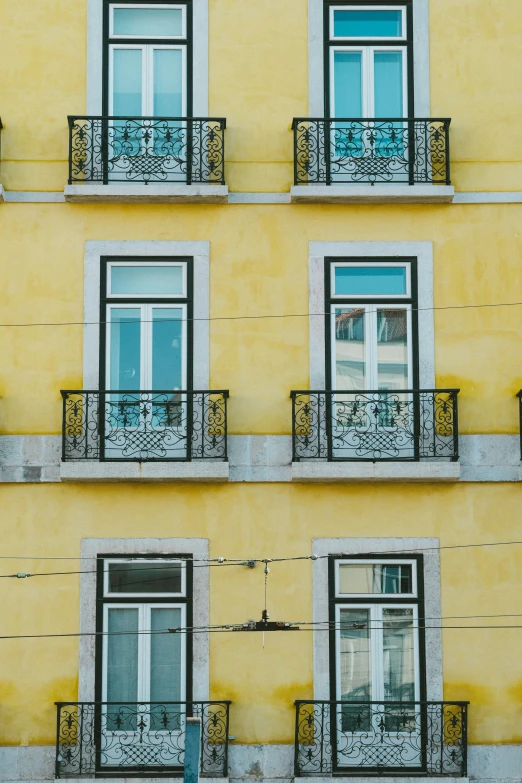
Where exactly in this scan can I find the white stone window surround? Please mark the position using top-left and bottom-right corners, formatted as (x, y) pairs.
(79, 537), (210, 701)
(308, 0), (431, 117)
(87, 0), (209, 116)
(308, 241), (434, 389)
(312, 537), (442, 701)
(83, 240), (210, 389)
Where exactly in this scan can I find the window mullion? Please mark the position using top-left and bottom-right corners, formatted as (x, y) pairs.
(373, 605), (384, 702)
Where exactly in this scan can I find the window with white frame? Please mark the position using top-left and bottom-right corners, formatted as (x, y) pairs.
(330, 555), (425, 705)
(326, 258), (418, 391)
(326, 2), (412, 119)
(105, 2), (190, 117)
(101, 257), (192, 392)
(97, 558), (191, 731)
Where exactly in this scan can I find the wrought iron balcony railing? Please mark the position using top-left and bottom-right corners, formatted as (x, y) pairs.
(55, 701), (231, 778)
(292, 118), (451, 186)
(294, 700), (468, 777)
(291, 390), (459, 462)
(68, 116), (226, 185)
(61, 390), (229, 462)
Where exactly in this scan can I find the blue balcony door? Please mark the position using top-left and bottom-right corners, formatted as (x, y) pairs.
(108, 44), (187, 181)
(105, 303), (187, 459)
(330, 48), (408, 182)
(101, 604), (186, 768)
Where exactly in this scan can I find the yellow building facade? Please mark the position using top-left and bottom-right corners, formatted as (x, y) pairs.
(0, 1), (521, 782)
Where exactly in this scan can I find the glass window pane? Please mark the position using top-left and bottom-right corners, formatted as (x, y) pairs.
(110, 265), (184, 295)
(334, 266), (407, 296)
(150, 608), (182, 702)
(109, 309), (141, 391)
(339, 563), (413, 594)
(335, 307), (366, 390)
(154, 49), (183, 116)
(108, 562), (183, 593)
(152, 308), (183, 390)
(377, 309), (409, 389)
(106, 609), (139, 730)
(383, 608), (415, 701)
(113, 7), (183, 36)
(339, 609), (371, 701)
(333, 52), (362, 117)
(333, 10), (403, 38)
(113, 49), (143, 116)
(374, 52), (404, 118)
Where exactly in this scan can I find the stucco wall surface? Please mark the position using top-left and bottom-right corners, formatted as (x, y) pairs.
(0, 482), (521, 747)
(0, 0), (521, 191)
(0, 203), (521, 436)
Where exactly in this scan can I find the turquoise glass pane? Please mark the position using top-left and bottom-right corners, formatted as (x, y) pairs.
(152, 308), (183, 390)
(109, 308), (141, 390)
(111, 265), (183, 295)
(335, 266), (407, 296)
(333, 10), (402, 37)
(374, 52), (404, 117)
(150, 608), (182, 702)
(106, 608), (139, 730)
(333, 51), (362, 117)
(154, 49), (183, 116)
(113, 48), (142, 115)
(114, 8), (183, 36)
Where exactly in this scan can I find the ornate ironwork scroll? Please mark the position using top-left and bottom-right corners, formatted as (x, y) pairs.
(292, 118), (451, 185)
(294, 701), (468, 776)
(291, 390), (459, 461)
(55, 701), (231, 777)
(68, 117), (226, 185)
(61, 390), (229, 462)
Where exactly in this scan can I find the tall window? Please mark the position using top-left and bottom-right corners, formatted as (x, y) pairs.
(330, 556), (424, 705)
(326, 2), (412, 118)
(104, 2), (191, 116)
(96, 557), (192, 766)
(100, 257), (193, 391)
(326, 258), (418, 391)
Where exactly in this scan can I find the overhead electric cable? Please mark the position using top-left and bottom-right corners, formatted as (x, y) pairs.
(1, 540), (522, 563)
(2, 299), (522, 328)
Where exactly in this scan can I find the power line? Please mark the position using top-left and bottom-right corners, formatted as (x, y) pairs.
(2, 620), (522, 641)
(1, 540), (522, 563)
(2, 299), (522, 329)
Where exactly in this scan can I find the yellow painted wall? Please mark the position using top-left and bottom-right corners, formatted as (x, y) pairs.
(1, 0), (522, 191)
(0, 203), (521, 436)
(1, 0), (522, 761)
(0, 483), (521, 746)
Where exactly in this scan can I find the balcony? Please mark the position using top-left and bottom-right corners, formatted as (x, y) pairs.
(55, 701), (231, 778)
(59, 390), (229, 483)
(294, 700), (468, 777)
(290, 390), (461, 482)
(64, 116), (228, 203)
(290, 118), (454, 204)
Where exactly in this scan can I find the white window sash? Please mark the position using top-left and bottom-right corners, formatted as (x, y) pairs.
(107, 261), (188, 300)
(330, 45), (408, 118)
(329, 5), (407, 42)
(109, 3), (188, 40)
(103, 558), (187, 598)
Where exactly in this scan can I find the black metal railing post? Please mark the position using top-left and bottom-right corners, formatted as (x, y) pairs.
(451, 389), (460, 461)
(408, 118), (416, 185)
(67, 117), (73, 184)
(324, 120), (331, 186)
(517, 391), (522, 460)
(444, 119), (452, 185)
